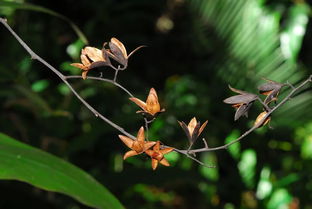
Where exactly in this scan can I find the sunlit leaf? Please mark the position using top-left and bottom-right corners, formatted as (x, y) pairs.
(280, 4), (309, 61)
(190, 0), (312, 124)
(256, 166), (272, 199)
(238, 149), (257, 188)
(225, 130), (241, 160)
(67, 39), (85, 60)
(267, 188), (292, 209)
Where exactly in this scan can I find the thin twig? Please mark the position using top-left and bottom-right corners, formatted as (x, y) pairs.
(0, 18), (135, 140)
(202, 138), (209, 148)
(257, 97), (270, 112)
(144, 118), (149, 140)
(173, 149), (215, 168)
(176, 76), (312, 155)
(1, 17), (311, 167)
(113, 65), (121, 83)
(65, 75), (134, 97)
(286, 80), (295, 90)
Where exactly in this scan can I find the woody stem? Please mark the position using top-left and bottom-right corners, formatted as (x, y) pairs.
(0, 18), (136, 140)
(257, 97), (270, 112)
(144, 118), (149, 140)
(65, 75), (134, 97)
(176, 75), (312, 155)
(113, 65), (121, 83)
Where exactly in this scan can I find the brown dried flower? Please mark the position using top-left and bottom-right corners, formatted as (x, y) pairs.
(258, 78), (284, 104)
(104, 37), (145, 69)
(254, 111), (271, 127)
(178, 117), (208, 145)
(223, 85), (258, 121)
(71, 46), (109, 79)
(145, 141), (174, 170)
(129, 88), (165, 118)
(118, 126), (156, 160)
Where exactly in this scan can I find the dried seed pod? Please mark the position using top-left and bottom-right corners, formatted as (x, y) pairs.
(224, 85), (258, 121)
(129, 88), (165, 119)
(178, 117), (208, 144)
(258, 78), (284, 104)
(104, 37), (145, 69)
(71, 46), (110, 79)
(145, 141), (174, 170)
(254, 111), (271, 127)
(118, 127), (156, 160)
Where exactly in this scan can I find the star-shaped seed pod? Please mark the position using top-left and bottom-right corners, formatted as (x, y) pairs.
(145, 141), (174, 170)
(129, 88), (165, 119)
(254, 111), (271, 127)
(118, 126), (156, 160)
(178, 117), (208, 145)
(223, 85), (258, 121)
(258, 78), (285, 104)
(71, 46), (110, 79)
(104, 37), (145, 70)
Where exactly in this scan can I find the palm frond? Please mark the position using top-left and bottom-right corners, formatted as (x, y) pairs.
(190, 0), (312, 124)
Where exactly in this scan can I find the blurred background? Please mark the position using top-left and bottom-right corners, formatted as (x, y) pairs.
(1, 0), (312, 208)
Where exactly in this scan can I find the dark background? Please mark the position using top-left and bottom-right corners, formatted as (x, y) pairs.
(1, 0), (312, 208)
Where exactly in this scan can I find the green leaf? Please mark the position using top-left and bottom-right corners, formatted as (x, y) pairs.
(256, 166), (272, 199)
(0, 133), (125, 209)
(31, 79), (50, 92)
(238, 149), (257, 188)
(190, 0), (312, 124)
(225, 129), (241, 160)
(0, 1), (88, 44)
(280, 3), (310, 61)
(267, 188), (292, 209)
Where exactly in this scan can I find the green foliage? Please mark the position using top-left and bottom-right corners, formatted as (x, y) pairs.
(238, 149), (257, 189)
(0, 0), (88, 44)
(0, 133), (124, 209)
(191, 0), (312, 126)
(225, 130), (241, 160)
(267, 188), (292, 209)
(0, 0), (312, 208)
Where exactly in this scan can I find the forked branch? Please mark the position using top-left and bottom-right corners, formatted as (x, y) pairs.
(1, 17), (311, 168)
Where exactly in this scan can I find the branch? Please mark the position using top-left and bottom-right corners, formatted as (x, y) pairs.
(2, 17), (311, 168)
(176, 75), (312, 155)
(65, 75), (134, 97)
(0, 18), (135, 140)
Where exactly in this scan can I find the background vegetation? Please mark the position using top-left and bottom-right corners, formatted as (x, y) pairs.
(1, 0), (312, 208)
